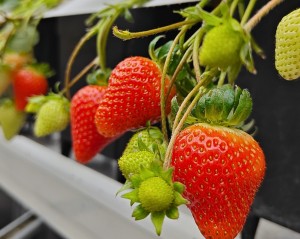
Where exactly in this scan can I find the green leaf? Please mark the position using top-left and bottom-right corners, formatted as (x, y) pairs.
(171, 96), (180, 119)
(137, 136), (150, 152)
(173, 182), (185, 194)
(160, 167), (173, 185)
(148, 35), (165, 62)
(25, 95), (47, 113)
(116, 180), (133, 196)
(174, 191), (188, 206)
(232, 85), (243, 111)
(227, 62), (242, 84)
(7, 25), (39, 53)
(122, 189), (139, 206)
(139, 166), (155, 181)
(228, 89), (253, 126)
(166, 206), (179, 220)
(151, 211), (165, 236)
(240, 42), (256, 74)
(132, 204), (150, 220)
(123, 9), (134, 23)
(86, 68), (110, 86)
(195, 7), (222, 26)
(130, 174), (142, 188)
(148, 127), (164, 141)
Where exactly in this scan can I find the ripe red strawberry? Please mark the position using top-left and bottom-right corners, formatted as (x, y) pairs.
(12, 66), (48, 111)
(171, 123), (265, 239)
(94, 56), (176, 137)
(71, 85), (116, 163)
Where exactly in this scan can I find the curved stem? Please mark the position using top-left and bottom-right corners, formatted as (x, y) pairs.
(60, 57), (98, 96)
(172, 76), (205, 133)
(164, 69), (218, 169)
(113, 19), (197, 40)
(165, 45), (193, 101)
(64, 25), (98, 99)
(160, 28), (187, 142)
(244, 0), (285, 32)
(230, 0), (240, 16)
(97, 11), (121, 70)
(164, 88), (205, 169)
(240, 0), (257, 25)
(193, 28), (206, 82)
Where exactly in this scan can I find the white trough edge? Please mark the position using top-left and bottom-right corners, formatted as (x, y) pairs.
(44, 0), (198, 18)
(0, 134), (201, 239)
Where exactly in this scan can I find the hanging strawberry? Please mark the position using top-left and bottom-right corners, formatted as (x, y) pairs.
(12, 65), (49, 111)
(70, 85), (117, 163)
(171, 85), (266, 239)
(94, 56), (176, 138)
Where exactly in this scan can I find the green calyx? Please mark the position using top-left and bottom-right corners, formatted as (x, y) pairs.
(119, 161), (187, 236)
(123, 126), (167, 162)
(189, 84), (253, 127)
(25, 93), (70, 114)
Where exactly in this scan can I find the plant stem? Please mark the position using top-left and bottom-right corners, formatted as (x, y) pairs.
(60, 57), (98, 96)
(113, 19), (197, 40)
(164, 68), (218, 169)
(64, 25), (98, 99)
(160, 28), (187, 143)
(230, 0), (241, 16)
(244, 0), (285, 32)
(240, 0), (257, 26)
(193, 29), (205, 82)
(217, 71), (226, 87)
(165, 45), (193, 101)
(164, 87), (205, 169)
(97, 9), (122, 70)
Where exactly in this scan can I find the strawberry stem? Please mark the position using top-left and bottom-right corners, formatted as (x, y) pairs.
(164, 68), (218, 169)
(165, 45), (193, 101)
(192, 28), (206, 82)
(60, 57), (98, 96)
(113, 19), (198, 40)
(64, 25), (99, 99)
(244, 0), (285, 32)
(160, 28), (188, 143)
(164, 87), (205, 169)
(240, 0), (257, 26)
(230, 0), (241, 17)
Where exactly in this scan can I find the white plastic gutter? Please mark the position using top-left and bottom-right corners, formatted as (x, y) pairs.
(0, 134), (202, 239)
(44, 0), (197, 18)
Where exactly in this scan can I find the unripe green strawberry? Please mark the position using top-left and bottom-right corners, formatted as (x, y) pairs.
(275, 8), (300, 80)
(118, 151), (155, 179)
(34, 98), (70, 137)
(199, 20), (244, 69)
(138, 176), (174, 212)
(122, 127), (167, 160)
(120, 163), (187, 236)
(0, 99), (26, 140)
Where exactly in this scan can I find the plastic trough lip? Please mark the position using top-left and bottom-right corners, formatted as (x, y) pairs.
(44, 0), (198, 18)
(0, 134), (201, 239)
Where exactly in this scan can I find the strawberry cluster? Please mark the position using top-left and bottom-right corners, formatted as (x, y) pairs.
(0, 1), (298, 239)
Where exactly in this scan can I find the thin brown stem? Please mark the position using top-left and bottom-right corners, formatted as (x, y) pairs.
(165, 46), (193, 101)
(64, 26), (98, 99)
(193, 29), (206, 82)
(113, 19), (197, 40)
(160, 28), (187, 143)
(244, 0), (285, 32)
(60, 57), (98, 96)
(164, 69), (218, 169)
(164, 88), (205, 169)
